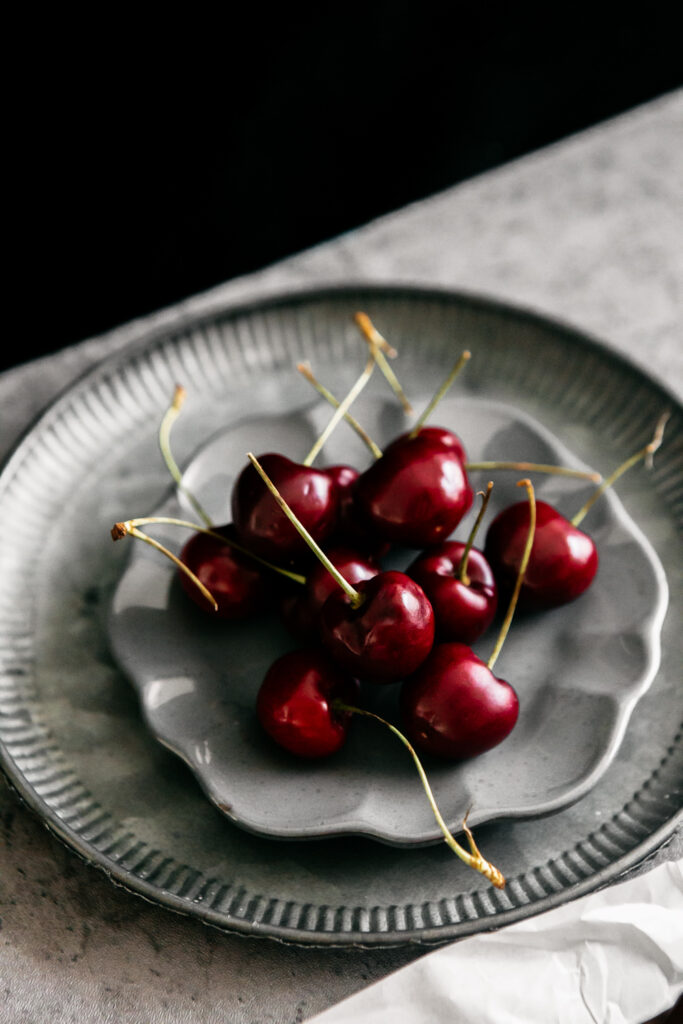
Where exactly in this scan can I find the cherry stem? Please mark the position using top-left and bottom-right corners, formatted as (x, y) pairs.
(354, 312), (413, 414)
(458, 482), (494, 585)
(571, 412), (670, 528)
(111, 522), (219, 611)
(292, 363), (603, 482)
(466, 461), (600, 483)
(246, 454), (363, 608)
(334, 702), (505, 889)
(297, 361), (383, 460)
(111, 516), (307, 585)
(409, 350), (471, 439)
(303, 353), (377, 467)
(158, 386), (215, 528)
(487, 478), (536, 672)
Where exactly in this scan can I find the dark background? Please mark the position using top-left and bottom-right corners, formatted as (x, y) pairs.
(10, 7), (680, 373)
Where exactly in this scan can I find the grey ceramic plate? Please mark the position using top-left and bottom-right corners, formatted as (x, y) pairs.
(0, 286), (681, 946)
(109, 396), (667, 844)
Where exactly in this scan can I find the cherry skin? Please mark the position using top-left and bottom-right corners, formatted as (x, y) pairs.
(307, 545), (380, 618)
(399, 425), (467, 463)
(320, 570), (435, 683)
(484, 499), (598, 609)
(322, 464), (363, 545)
(280, 546), (380, 642)
(407, 541), (498, 644)
(355, 432), (473, 548)
(400, 642), (519, 759)
(323, 464), (359, 517)
(256, 648), (360, 758)
(323, 463), (391, 557)
(178, 525), (272, 619)
(231, 452), (338, 564)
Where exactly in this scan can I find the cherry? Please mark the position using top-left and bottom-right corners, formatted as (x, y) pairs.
(407, 481), (497, 643)
(112, 513), (307, 622)
(354, 430), (474, 547)
(401, 479), (536, 760)
(323, 463), (391, 557)
(404, 424), (467, 462)
(401, 642), (519, 759)
(484, 414), (668, 610)
(257, 648), (360, 758)
(247, 453), (436, 684)
(322, 464), (363, 541)
(320, 570), (435, 683)
(350, 344), (475, 547)
(408, 540), (498, 644)
(307, 545), (379, 618)
(280, 544), (379, 641)
(323, 463), (359, 508)
(236, 335), (388, 565)
(178, 524), (273, 619)
(485, 499), (597, 609)
(259, 647), (506, 887)
(231, 452), (338, 564)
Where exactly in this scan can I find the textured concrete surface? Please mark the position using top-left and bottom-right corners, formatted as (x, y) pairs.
(1, 90), (681, 1024)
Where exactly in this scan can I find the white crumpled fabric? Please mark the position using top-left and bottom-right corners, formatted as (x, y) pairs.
(307, 859), (683, 1024)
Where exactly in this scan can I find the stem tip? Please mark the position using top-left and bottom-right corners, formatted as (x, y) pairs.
(111, 522), (128, 541)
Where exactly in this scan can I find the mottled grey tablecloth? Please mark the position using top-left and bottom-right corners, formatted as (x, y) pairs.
(1, 91), (681, 1024)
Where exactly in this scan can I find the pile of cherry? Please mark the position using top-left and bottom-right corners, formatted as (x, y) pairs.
(112, 313), (666, 888)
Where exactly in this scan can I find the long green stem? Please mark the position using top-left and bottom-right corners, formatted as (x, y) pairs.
(409, 350), (471, 438)
(158, 386), (214, 528)
(572, 412), (669, 527)
(334, 702), (505, 889)
(247, 454), (363, 607)
(458, 482), (494, 585)
(297, 362), (383, 459)
(466, 461), (600, 482)
(301, 357), (380, 465)
(112, 523), (218, 611)
(296, 366), (602, 484)
(354, 312), (413, 414)
(111, 516), (306, 585)
(487, 479), (536, 672)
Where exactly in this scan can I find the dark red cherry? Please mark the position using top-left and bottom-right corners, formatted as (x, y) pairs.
(279, 546), (379, 642)
(231, 453), (337, 564)
(256, 648), (360, 758)
(400, 425), (467, 463)
(484, 499), (598, 609)
(401, 642), (519, 759)
(408, 541), (498, 644)
(320, 570), (435, 683)
(178, 525), (272, 619)
(355, 432), (473, 547)
(323, 463), (391, 557)
(322, 464), (362, 543)
(307, 546), (379, 618)
(323, 464), (359, 513)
